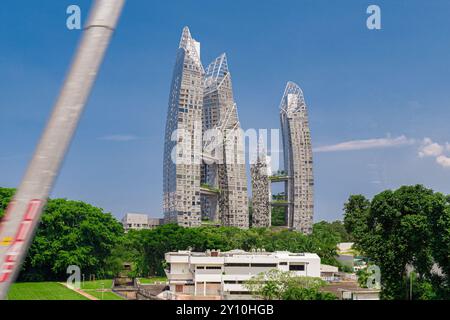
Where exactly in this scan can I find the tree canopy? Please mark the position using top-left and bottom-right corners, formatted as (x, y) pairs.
(0, 188), (124, 281)
(344, 185), (450, 299)
(127, 223), (341, 277)
(0, 186), (344, 283)
(0, 187), (15, 220)
(245, 269), (335, 300)
(20, 198), (124, 281)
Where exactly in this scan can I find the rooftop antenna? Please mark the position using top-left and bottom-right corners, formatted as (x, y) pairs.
(0, 0), (126, 299)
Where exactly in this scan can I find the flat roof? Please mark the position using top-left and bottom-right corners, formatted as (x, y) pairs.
(166, 250), (320, 259)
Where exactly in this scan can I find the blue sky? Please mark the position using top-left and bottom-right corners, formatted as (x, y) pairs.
(1, 0), (450, 222)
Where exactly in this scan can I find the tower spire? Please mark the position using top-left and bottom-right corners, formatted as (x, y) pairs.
(179, 26), (192, 49)
(178, 26), (201, 65)
(257, 135), (267, 163)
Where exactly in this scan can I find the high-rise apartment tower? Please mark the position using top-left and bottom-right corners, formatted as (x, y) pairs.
(163, 27), (204, 227)
(202, 53), (248, 228)
(280, 82), (314, 234)
(164, 27), (248, 228)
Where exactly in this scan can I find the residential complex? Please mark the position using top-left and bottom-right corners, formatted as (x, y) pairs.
(250, 138), (271, 227)
(250, 82), (315, 233)
(280, 82), (314, 234)
(202, 53), (248, 228)
(163, 28), (315, 233)
(121, 213), (163, 232)
(163, 27), (248, 229)
(164, 250), (320, 299)
(163, 27), (204, 227)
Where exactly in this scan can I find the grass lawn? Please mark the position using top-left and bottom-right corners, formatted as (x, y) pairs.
(138, 277), (167, 284)
(80, 279), (125, 300)
(81, 279), (113, 290)
(86, 290), (124, 300)
(7, 282), (88, 300)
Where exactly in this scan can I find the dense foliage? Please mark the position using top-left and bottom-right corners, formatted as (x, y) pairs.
(128, 223), (341, 277)
(20, 199), (124, 281)
(0, 187), (15, 219)
(245, 269), (335, 300)
(4, 184), (450, 300)
(271, 207), (286, 226)
(344, 185), (450, 299)
(0, 187), (344, 282)
(271, 193), (286, 226)
(0, 189), (124, 281)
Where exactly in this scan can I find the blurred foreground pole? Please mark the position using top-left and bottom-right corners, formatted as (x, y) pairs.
(0, 0), (126, 299)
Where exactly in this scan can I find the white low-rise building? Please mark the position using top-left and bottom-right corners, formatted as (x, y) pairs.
(165, 250), (321, 299)
(121, 213), (163, 231)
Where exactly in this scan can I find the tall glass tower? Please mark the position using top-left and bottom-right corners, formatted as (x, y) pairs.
(202, 53), (248, 228)
(280, 82), (314, 234)
(250, 137), (271, 228)
(163, 27), (204, 227)
(163, 28), (249, 229)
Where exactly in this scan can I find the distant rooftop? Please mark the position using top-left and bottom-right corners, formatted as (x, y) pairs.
(122, 212), (163, 219)
(167, 250), (319, 259)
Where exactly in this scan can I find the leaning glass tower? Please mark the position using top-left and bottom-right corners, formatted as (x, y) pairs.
(202, 53), (248, 228)
(163, 27), (204, 227)
(280, 82), (314, 234)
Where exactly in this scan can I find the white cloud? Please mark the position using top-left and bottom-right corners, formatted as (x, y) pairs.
(436, 155), (450, 168)
(418, 138), (444, 158)
(97, 134), (140, 142)
(417, 138), (450, 169)
(313, 135), (414, 153)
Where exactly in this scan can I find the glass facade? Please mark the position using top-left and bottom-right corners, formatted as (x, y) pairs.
(280, 82), (314, 234)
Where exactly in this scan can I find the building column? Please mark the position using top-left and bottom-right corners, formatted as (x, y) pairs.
(194, 282), (197, 296)
(203, 281), (206, 296)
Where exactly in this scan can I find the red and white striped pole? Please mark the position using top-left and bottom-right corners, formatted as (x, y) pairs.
(0, 0), (126, 299)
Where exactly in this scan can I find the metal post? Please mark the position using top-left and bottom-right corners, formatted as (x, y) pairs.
(0, 0), (126, 299)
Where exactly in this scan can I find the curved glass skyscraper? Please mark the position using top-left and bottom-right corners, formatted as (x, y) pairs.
(163, 27), (204, 227)
(202, 53), (248, 228)
(163, 27), (248, 228)
(280, 82), (314, 234)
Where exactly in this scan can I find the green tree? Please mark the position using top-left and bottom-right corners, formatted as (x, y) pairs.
(344, 185), (449, 299)
(357, 268), (370, 288)
(271, 192), (287, 226)
(343, 195), (370, 250)
(0, 187), (15, 220)
(104, 232), (139, 277)
(271, 207), (286, 226)
(427, 194), (450, 295)
(20, 198), (123, 281)
(329, 220), (353, 242)
(311, 222), (340, 266)
(245, 269), (335, 300)
(128, 221), (343, 277)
